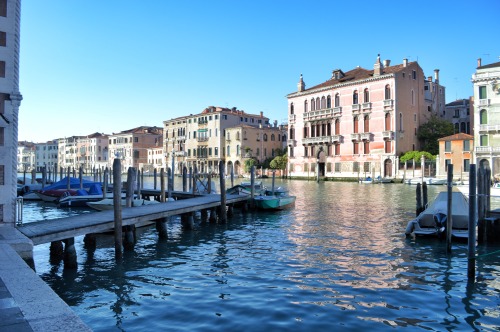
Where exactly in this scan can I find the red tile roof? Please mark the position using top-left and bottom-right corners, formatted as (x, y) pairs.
(438, 133), (474, 141)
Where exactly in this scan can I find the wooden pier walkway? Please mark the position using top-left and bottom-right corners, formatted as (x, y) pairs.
(18, 194), (250, 245)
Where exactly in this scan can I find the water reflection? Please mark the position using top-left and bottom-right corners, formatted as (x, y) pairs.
(29, 181), (500, 331)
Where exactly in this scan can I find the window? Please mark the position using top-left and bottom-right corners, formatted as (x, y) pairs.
(363, 88), (369, 103)
(480, 109), (487, 124)
(304, 100), (308, 112)
(263, 134), (268, 141)
(385, 113), (391, 131)
(327, 96), (331, 108)
(385, 85), (391, 100)
(134, 137), (138, 143)
(463, 140), (470, 151)
(411, 90), (414, 105)
(385, 141), (391, 154)
(271, 134), (275, 141)
(311, 98), (315, 111)
(0, 0), (6, 17)
(445, 141), (451, 152)
(321, 96), (326, 109)
(0, 127), (3, 146)
(353, 90), (358, 104)
(215, 147), (218, 156)
(479, 86), (487, 99)
(290, 103), (294, 114)
(0, 165), (3, 185)
(464, 159), (470, 172)
(364, 115), (369, 132)
(353, 142), (359, 154)
(445, 159), (451, 171)
(480, 135), (488, 146)
(236, 145), (240, 156)
(0, 61), (5, 77)
(316, 97), (320, 110)
(335, 119), (340, 135)
(334, 144), (340, 156)
(334, 93), (340, 107)
(290, 127), (295, 139)
(0, 32), (5, 47)
(363, 141), (370, 154)
(289, 147), (294, 157)
(412, 70), (417, 79)
(399, 113), (403, 132)
(353, 162), (359, 172)
(353, 116), (359, 133)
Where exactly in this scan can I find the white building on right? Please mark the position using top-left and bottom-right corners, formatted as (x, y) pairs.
(472, 58), (500, 178)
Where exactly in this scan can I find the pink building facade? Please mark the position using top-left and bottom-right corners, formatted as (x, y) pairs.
(286, 56), (443, 179)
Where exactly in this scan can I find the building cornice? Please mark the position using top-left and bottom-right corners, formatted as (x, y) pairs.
(287, 73), (396, 99)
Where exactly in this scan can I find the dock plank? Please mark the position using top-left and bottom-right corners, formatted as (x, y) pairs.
(17, 194), (250, 245)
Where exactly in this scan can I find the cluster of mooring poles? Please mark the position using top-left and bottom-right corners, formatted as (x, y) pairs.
(414, 163), (500, 281)
(47, 160), (251, 268)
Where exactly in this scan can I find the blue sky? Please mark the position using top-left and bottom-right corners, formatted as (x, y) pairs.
(18, 0), (500, 142)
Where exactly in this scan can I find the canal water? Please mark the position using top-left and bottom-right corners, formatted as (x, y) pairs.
(22, 180), (500, 331)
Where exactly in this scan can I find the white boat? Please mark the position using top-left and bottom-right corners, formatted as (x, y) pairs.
(405, 191), (470, 239)
(87, 198), (160, 211)
(406, 177), (447, 185)
(456, 182), (500, 198)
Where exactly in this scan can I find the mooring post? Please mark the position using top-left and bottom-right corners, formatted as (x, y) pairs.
(316, 161), (320, 183)
(113, 159), (123, 261)
(272, 171), (276, 196)
(54, 163), (58, 182)
(79, 167), (83, 189)
(201, 209), (208, 222)
(124, 167), (136, 250)
(250, 166), (255, 199)
(208, 173), (212, 194)
(422, 182), (428, 209)
(137, 169), (141, 199)
(189, 166), (193, 191)
(66, 167), (71, 189)
(103, 168), (108, 199)
(446, 164), (453, 254)
(478, 167), (485, 222)
(416, 183), (422, 217)
(154, 168), (158, 190)
(73, 168), (76, 178)
(209, 208), (218, 223)
(183, 166), (188, 192)
(219, 161), (227, 223)
(160, 168), (166, 203)
(167, 167), (172, 200)
(192, 165), (198, 196)
(485, 167), (491, 217)
(63, 238), (77, 269)
(155, 218), (168, 239)
(42, 167), (47, 187)
(468, 164), (477, 280)
(49, 240), (64, 265)
(231, 163), (234, 188)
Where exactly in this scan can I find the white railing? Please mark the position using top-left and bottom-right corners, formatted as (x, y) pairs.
(478, 99), (490, 106)
(479, 124), (500, 132)
(362, 102), (372, 110)
(352, 104), (360, 111)
(383, 99), (394, 107)
(302, 136), (330, 145)
(350, 133), (360, 141)
(382, 131), (394, 140)
(475, 146), (500, 153)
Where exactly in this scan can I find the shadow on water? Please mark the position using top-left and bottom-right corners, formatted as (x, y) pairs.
(31, 181), (500, 331)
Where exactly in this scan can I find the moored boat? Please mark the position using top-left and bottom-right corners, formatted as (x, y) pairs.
(86, 198), (160, 211)
(253, 187), (296, 210)
(405, 191), (470, 239)
(36, 177), (102, 202)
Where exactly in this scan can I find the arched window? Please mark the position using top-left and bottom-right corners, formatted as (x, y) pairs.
(353, 116), (359, 133)
(311, 98), (315, 111)
(353, 90), (359, 104)
(327, 96), (331, 108)
(411, 90), (414, 105)
(304, 100), (308, 112)
(289, 127), (294, 139)
(271, 134), (275, 141)
(227, 145), (230, 156)
(236, 145), (240, 156)
(480, 109), (488, 124)
(316, 97), (320, 110)
(364, 88), (369, 103)
(385, 85), (391, 100)
(454, 123), (459, 133)
(290, 103), (294, 115)
(364, 115), (370, 132)
(321, 96), (326, 109)
(236, 131), (240, 140)
(460, 122), (466, 133)
(335, 119), (340, 135)
(385, 112), (391, 131)
(334, 93), (340, 107)
(263, 134), (268, 141)
(399, 113), (403, 131)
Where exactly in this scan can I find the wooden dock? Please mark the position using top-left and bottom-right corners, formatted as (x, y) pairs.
(18, 193), (250, 245)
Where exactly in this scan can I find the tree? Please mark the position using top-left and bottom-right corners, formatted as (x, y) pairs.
(417, 114), (454, 155)
(270, 155), (288, 170)
(244, 158), (258, 173)
(400, 151), (435, 163)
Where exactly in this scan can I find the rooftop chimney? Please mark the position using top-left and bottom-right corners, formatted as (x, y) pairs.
(297, 74), (305, 92)
(383, 59), (391, 67)
(428, 76), (432, 82)
(260, 111), (263, 118)
(374, 54), (382, 76)
(403, 58), (408, 67)
(477, 58), (482, 68)
(434, 69), (440, 83)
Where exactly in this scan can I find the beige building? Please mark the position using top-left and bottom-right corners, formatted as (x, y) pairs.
(163, 106), (281, 176)
(58, 136), (82, 171)
(108, 126), (163, 172)
(17, 141), (35, 172)
(34, 140), (58, 172)
(436, 133), (473, 180)
(286, 55), (445, 179)
(444, 98), (472, 135)
(76, 133), (109, 173)
(0, 0), (22, 224)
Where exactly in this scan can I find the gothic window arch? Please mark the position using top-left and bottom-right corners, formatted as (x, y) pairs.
(321, 96), (326, 109)
(480, 109), (488, 124)
(316, 97), (320, 110)
(364, 88), (369, 103)
(290, 103), (294, 115)
(364, 114), (370, 132)
(311, 98), (315, 111)
(304, 100), (308, 112)
(353, 90), (359, 104)
(327, 95), (331, 108)
(385, 85), (391, 100)
(335, 93), (340, 107)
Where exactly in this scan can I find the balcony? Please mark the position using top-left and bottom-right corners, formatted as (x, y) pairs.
(476, 146), (500, 154)
(479, 124), (500, 132)
(333, 106), (342, 116)
(198, 119), (208, 125)
(382, 130), (394, 140)
(352, 104), (360, 113)
(383, 99), (394, 108)
(350, 133), (361, 141)
(331, 135), (343, 143)
(287, 139), (297, 147)
(360, 132), (372, 141)
(176, 135), (186, 141)
(175, 151), (187, 157)
(303, 108), (336, 121)
(302, 136), (330, 145)
(478, 99), (490, 107)
(289, 114), (296, 124)
(362, 102), (372, 111)
(197, 137), (209, 144)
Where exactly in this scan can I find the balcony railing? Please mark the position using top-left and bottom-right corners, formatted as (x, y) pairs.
(479, 124), (500, 132)
(331, 135), (343, 143)
(362, 102), (372, 111)
(352, 104), (360, 112)
(287, 139), (297, 147)
(350, 133), (360, 141)
(476, 146), (500, 154)
(360, 132), (372, 141)
(197, 137), (209, 142)
(383, 99), (394, 108)
(302, 136), (330, 145)
(478, 99), (490, 106)
(289, 114), (296, 123)
(175, 151), (187, 157)
(382, 131), (394, 140)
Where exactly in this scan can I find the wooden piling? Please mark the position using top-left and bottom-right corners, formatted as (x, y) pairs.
(79, 167), (83, 189)
(155, 218), (168, 239)
(154, 168), (158, 190)
(422, 182), (428, 209)
(124, 168), (136, 250)
(468, 164), (476, 280)
(66, 167), (71, 189)
(230, 163), (234, 188)
(167, 168), (172, 200)
(201, 209), (208, 222)
(250, 166), (256, 199)
(416, 183), (422, 217)
(160, 168), (166, 203)
(49, 240), (64, 264)
(183, 166), (188, 192)
(63, 238), (77, 269)
(189, 166), (193, 191)
(137, 169), (142, 199)
(446, 164), (453, 254)
(42, 167), (47, 187)
(113, 159), (123, 261)
(103, 168), (108, 199)
(219, 161), (227, 223)
(478, 167), (485, 222)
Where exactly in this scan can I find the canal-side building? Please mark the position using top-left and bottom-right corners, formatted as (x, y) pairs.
(58, 136), (83, 171)
(0, 0), (22, 224)
(444, 98), (472, 135)
(286, 56), (445, 179)
(76, 132), (109, 173)
(163, 106), (274, 176)
(472, 58), (500, 178)
(436, 133), (474, 180)
(107, 126), (163, 172)
(34, 139), (58, 172)
(17, 141), (35, 172)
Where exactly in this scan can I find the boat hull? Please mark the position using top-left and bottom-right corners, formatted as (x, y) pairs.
(254, 195), (296, 210)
